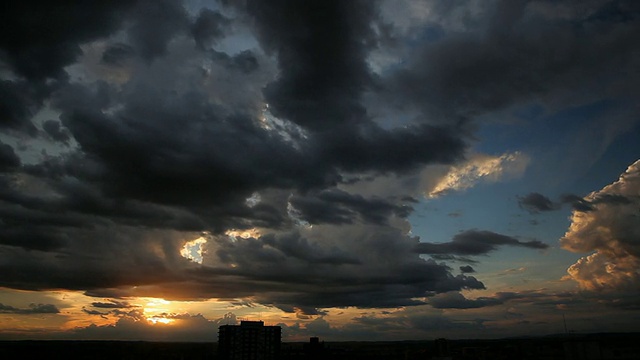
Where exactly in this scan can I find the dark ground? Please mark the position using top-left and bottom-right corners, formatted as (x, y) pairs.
(1, 333), (639, 360)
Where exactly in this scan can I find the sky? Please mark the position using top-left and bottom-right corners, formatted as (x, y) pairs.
(0, 0), (639, 342)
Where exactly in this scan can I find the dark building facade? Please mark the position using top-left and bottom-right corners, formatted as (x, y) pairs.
(218, 321), (281, 360)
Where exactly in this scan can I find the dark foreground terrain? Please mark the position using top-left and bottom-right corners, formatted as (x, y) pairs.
(1, 333), (639, 360)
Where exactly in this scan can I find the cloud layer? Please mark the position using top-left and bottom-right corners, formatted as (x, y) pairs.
(415, 230), (548, 256)
(561, 160), (640, 293)
(0, 0), (638, 322)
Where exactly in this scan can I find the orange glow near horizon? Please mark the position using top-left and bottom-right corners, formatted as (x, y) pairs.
(147, 316), (175, 325)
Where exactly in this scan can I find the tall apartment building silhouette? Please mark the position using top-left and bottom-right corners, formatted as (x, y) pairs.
(218, 321), (281, 360)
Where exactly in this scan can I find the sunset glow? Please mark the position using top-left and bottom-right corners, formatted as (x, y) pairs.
(147, 317), (175, 325)
(225, 229), (262, 239)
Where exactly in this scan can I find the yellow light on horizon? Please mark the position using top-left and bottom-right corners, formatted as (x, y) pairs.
(225, 228), (261, 239)
(145, 298), (170, 307)
(147, 316), (175, 325)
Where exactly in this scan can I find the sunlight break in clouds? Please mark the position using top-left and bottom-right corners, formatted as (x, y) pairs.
(147, 316), (175, 325)
(561, 160), (640, 292)
(225, 228), (262, 240)
(180, 237), (208, 264)
(428, 152), (529, 198)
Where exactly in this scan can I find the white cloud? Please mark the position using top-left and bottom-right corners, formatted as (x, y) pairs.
(561, 160), (640, 292)
(180, 237), (208, 264)
(426, 151), (529, 198)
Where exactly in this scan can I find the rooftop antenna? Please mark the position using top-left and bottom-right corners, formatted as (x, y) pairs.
(562, 313), (568, 334)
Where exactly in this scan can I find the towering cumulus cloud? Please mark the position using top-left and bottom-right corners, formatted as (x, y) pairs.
(561, 160), (640, 292)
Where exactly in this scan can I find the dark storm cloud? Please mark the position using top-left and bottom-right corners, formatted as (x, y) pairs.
(347, 313), (486, 338)
(174, 226), (486, 309)
(243, 0), (375, 131)
(383, 0), (640, 124)
(208, 49), (261, 74)
(460, 265), (475, 273)
(324, 123), (465, 173)
(1, 0), (131, 138)
(50, 81), (319, 217)
(1, 0), (611, 317)
(257, 232), (361, 265)
(0, 1), (136, 80)
(16, 0), (465, 237)
(561, 192), (634, 212)
(101, 44), (136, 66)
(429, 291), (502, 309)
(42, 120), (71, 145)
(0, 223), (69, 251)
(91, 300), (136, 309)
(210, 231), (484, 306)
(239, 0), (467, 170)
(0, 303), (59, 314)
(0, 141), (20, 171)
(191, 9), (229, 50)
(560, 194), (595, 212)
(0, 226), (195, 291)
(264, 271), (487, 309)
(415, 230), (548, 256)
(0, 80), (41, 135)
(127, 0), (190, 62)
(229, 50), (260, 74)
(82, 308), (109, 316)
(289, 189), (411, 225)
(424, 289), (585, 311)
(431, 254), (479, 264)
(518, 192), (559, 213)
(3, 0), (465, 229)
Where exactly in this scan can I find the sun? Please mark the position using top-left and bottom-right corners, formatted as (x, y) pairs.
(142, 298), (177, 325)
(147, 316), (175, 325)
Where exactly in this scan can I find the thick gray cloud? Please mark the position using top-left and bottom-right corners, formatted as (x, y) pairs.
(0, 303), (59, 314)
(459, 265), (476, 274)
(242, 0), (376, 131)
(381, 0), (640, 125)
(101, 43), (137, 66)
(428, 292), (502, 309)
(0, 141), (20, 171)
(0, 0), (475, 311)
(191, 9), (229, 50)
(0, 0), (635, 321)
(91, 300), (136, 309)
(0, 80), (50, 136)
(520, 191), (636, 213)
(415, 230), (548, 256)
(41, 120), (71, 145)
(0, 1), (135, 80)
(288, 189), (412, 225)
(560, 194), (596, 212)
(518, 192), (558, 213)
(126, 0), (190, 62)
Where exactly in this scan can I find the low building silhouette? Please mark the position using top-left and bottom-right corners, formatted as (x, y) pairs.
(218, 320), (281, 360)
(433, 338), (452, 360)
(303, 337), (327, 359)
